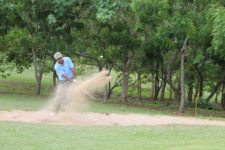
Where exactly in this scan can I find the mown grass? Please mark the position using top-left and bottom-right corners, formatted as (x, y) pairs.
(0, 122), (225, 150)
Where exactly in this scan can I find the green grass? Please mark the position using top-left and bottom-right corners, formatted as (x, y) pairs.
(0, 68), (52, 85)
(0, 94), (46, 111)
(0, 122), (225, 150)
(0, 94), (225, 150)
(1, 93), (225, 121)
(4, 94), (225, 125)
(0, 94), (167, 116)
(0, 68), (53, 95)
(1, 68), (225, 150)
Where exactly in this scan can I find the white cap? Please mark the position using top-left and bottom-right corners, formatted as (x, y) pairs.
(54, 52), (63, 60)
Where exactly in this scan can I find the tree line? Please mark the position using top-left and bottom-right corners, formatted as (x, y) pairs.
(0, 0), (225, 112)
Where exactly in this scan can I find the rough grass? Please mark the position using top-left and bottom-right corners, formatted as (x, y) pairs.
(0, 94), (45, 111)
(0, 68), (53, 95)
(0, 94), (168, 116)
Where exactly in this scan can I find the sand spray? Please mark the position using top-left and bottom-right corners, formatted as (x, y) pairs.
(43, 70), (111, 113)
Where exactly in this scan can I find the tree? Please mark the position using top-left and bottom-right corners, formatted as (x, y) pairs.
(95, 0), (140, 102)
(3, 0), (90, 95)
(132, 0), (170, 101)
(207, 4), (225, 109)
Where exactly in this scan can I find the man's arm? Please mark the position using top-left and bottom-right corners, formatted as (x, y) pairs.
(67, 57), (76, 78)
(71, 67), (76, 78)
(62, 74), (74, 82)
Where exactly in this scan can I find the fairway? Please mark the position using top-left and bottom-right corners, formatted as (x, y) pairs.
(1, 122), (225, 150)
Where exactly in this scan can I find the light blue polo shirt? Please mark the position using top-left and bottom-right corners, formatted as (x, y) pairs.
(54, 57), (75, 81)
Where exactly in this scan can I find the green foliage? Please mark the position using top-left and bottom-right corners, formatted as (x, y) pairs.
(132, 0), (169, 27)
(1, 0), (225, 103)
(0, 58), (13, 78)
(96, 0), (130, 23)
(207, 5), (225, 62)
(1, 28), (31, 73)
(47, 14), (57, 25)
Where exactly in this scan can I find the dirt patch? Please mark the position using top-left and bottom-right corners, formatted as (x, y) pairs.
(0, 110), (225, 126)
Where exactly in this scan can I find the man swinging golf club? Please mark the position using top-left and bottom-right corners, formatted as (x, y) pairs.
(50, 52), (77, 115)
(54, 52), (77, 84)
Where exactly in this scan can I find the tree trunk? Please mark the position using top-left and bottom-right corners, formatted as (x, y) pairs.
(35, 67), (44, 95)
(103, 68), (109, 103)
(103, 65), (113, 102)
(160, 72), (167, 101)
(154, 62), (160, 100)
(215, 90), (219, 104)
(179, 37), (188, 113)
(220, 70), (225, 109)
(107, 81), (112, 99)
(205, 80), (223, 103)
(194, 65), (204, 99)
(151, 73), (155, 98)
(193, 83), (199, 102)
(166, 49), (179, 101)
(32, 47), (41, 95)
(199, 75), (204, 98)
(121, 51), (133, 103)
(169, 87), (172, 100)
(107, 74), (122, 100)
(173, 88), (180, 107)
(205, 71), (225, 103)
(35, 78), (42, 95)
(187, 82), (193, 103)
(166, 50), (179, 101)
(179, 55), (185, 112)
(103, 84), (108, 103)
(137, 73), (142, 101)
(32, 46), (46, 95)
(153, 59), (162, 101)
(221, 81), (225, 110)
(121, 67), (129, 102)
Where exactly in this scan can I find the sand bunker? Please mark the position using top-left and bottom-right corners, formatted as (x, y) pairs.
(0, 110), (225, 126)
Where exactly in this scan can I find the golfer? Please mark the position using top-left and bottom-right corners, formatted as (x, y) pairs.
(50, 52), (77, 115)
(54, 52), (76, 83)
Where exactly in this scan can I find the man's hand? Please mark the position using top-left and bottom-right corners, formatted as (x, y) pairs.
(63, 74), (76, 83)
